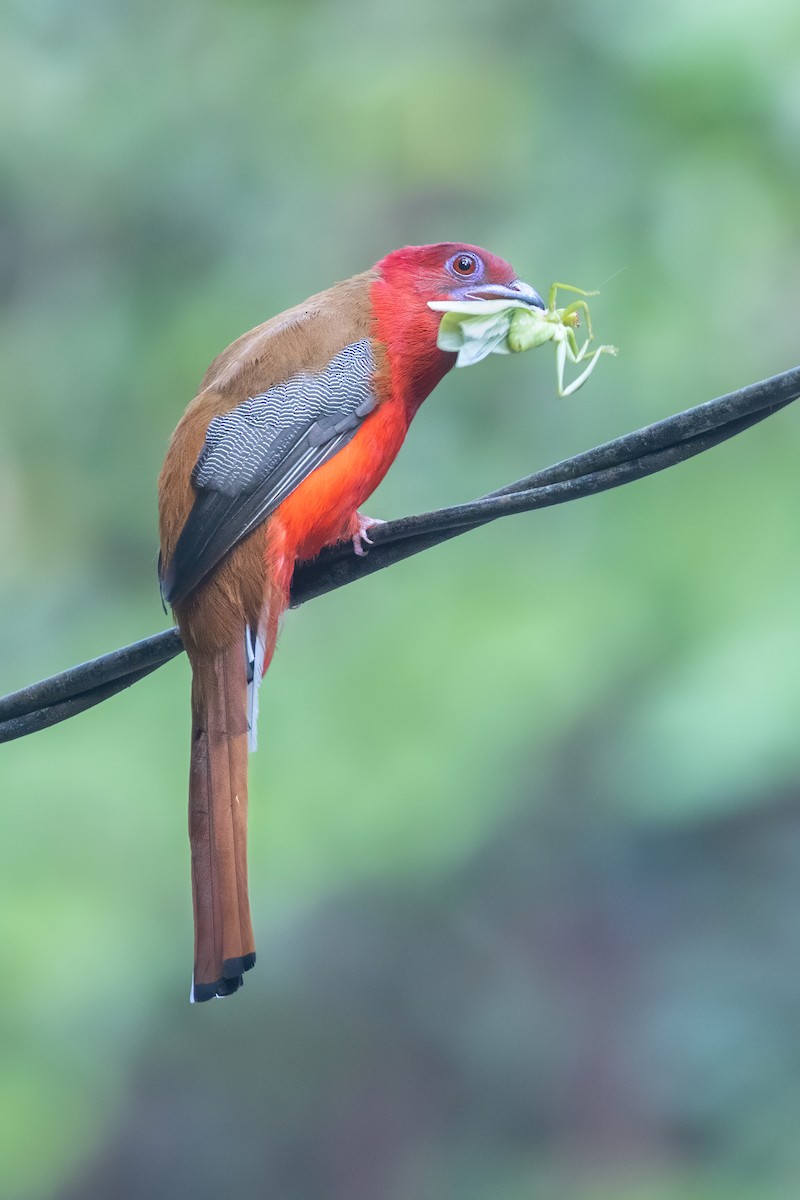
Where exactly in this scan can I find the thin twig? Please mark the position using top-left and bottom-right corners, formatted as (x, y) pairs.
(2, 365), (798, 744)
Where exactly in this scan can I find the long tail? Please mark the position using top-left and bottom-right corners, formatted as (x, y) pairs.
(188, 642), (256, 1002)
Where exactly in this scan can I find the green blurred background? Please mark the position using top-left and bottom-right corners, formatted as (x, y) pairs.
(2, 1), (800, 1197)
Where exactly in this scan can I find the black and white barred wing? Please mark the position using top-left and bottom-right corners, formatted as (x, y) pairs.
(162, 339), (377, 606)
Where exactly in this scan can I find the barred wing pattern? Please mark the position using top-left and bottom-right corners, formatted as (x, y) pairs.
(162, 339), (377, 605)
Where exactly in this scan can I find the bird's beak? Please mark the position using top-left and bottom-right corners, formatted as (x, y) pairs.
(460, 279), (546, 308)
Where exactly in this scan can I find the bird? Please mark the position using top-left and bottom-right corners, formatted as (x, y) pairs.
(157, 242), (544, 1001)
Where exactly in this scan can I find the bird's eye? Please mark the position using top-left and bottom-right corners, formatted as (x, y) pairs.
(451, 253), (479, 276)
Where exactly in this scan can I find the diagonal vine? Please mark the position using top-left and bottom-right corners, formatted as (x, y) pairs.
(1, 364), (798, 744)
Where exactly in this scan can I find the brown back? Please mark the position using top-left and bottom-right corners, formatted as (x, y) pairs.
(157, 269), (379, 653)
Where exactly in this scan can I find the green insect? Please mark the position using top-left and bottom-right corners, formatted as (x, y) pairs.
(429, 281), (617, 397)
(507, 283), (618, 397)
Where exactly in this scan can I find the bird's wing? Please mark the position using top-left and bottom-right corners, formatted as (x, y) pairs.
(161, 338), (377, 605)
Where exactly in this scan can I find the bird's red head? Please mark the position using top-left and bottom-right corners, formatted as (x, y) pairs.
(371, 242), (543, 413)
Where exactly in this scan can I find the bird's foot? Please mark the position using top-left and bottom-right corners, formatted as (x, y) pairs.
(352, 514), (385, 557)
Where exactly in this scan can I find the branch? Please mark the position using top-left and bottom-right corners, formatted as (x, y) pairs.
(2, 365), (798, 744)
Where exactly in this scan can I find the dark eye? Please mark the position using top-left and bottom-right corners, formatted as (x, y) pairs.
(451, 253), (479, 276)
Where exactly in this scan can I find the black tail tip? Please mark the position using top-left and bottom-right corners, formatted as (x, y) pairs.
(190, 952), (256, 1003)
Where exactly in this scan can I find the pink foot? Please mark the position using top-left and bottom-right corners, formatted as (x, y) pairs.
(352, 514), (385, 557)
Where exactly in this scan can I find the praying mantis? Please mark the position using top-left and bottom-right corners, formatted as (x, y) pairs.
(429, 282), (617, 397)
(508, 283), (618, 396)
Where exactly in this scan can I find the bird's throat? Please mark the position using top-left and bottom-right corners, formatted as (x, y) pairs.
(370, 279), (455, 420)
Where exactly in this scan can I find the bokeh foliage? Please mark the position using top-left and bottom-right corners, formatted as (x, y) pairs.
(2, 0), (800, 1197)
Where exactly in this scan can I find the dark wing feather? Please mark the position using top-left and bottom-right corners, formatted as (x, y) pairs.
(162, 339), (377, 605)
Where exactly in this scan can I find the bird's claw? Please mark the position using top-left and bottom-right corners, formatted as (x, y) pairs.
(352, 514), (385, 557)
